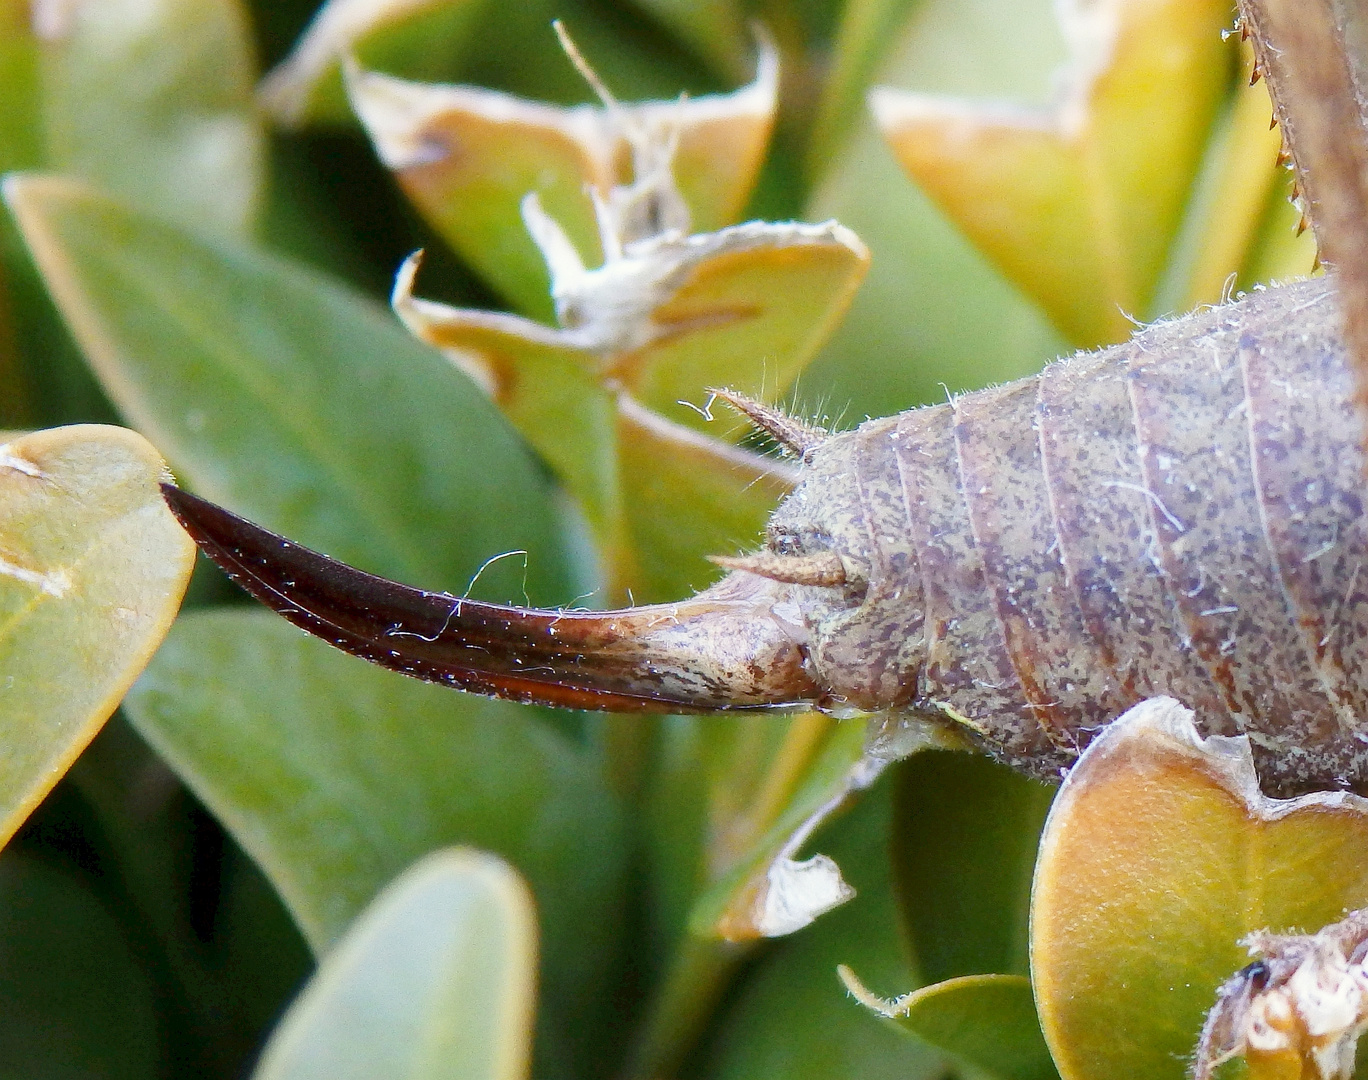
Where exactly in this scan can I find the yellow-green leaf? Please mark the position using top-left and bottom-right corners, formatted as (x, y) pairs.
(253, 849), (537, 1080)
(872, 0), (1233, 347)
(0, 423), (193, 848)
(1031, 697), (1368, 1080)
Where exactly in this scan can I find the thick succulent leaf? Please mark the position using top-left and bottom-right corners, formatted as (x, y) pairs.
(1031, 697), (1368, 1080)
(348, 45), (777, 319)
(0, 853), (162, 1079)
(3, 174), (574, 605)
(258, 0), (492, 128)
(891, 750), (1055, 984)
(124, 609), (625, 1080)
(252, 849), (536, 1080)
(0, 423), (193, 848)
(871, 0), (1233, 347)
(694, 777), (945, 1080)
(803, 0), (1067, 420)
(840, 971), (1058, 1080)
(37, 0), (264, 240)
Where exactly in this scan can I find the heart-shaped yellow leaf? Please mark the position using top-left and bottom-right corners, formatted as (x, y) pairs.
(0, 424), (193, 847)
(1031, 697), (1368, 1080)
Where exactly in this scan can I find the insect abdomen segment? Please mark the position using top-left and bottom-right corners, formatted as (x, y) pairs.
(804, 277), (1368, 794)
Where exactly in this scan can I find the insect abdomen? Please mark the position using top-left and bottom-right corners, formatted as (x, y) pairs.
(821, 277), (1368, 794)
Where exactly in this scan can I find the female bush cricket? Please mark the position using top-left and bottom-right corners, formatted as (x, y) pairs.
(161, 266), (1368, 801)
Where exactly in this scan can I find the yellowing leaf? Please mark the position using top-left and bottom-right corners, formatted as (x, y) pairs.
(872, 0), (1233, 347)
(347, 38), (778, 318)
(252, 848), (537, 1080)
(0, 423), (193, 848)
(1031, 697), (1368, 1080)
(620, 229), (870, 420)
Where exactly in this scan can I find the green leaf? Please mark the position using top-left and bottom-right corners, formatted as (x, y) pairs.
(695, 776), (945, 1080)
(3, 174), (576, 605)
(124, 609), (626, 1080)
(0, 852), (162, 1079)
(1030, 698), (1368, 1080)
(259, 0), (493, 128)
(841, 971), (1058, 1080)
(66, 715), (314, 1073)
(252, 848), (537, 1080)
(891, 750), (1055, 984)
(37, 0), (264, 240)
(681, 715), (965, 942)
(0, 423), (193, 848)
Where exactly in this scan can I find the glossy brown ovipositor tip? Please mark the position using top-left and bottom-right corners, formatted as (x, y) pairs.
(160, 484), (820, 713)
